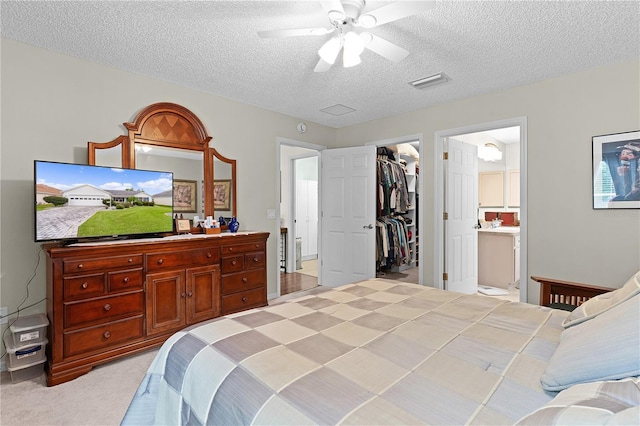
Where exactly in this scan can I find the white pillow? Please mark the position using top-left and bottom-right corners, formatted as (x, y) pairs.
(516, 377), (640, 425)
(541, 295), (640, 392)
(563, 271), (640, 328)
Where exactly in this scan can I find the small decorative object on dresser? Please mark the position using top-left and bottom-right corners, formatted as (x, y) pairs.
(228, 217), (239, 233)
(175, 218), (191, 233)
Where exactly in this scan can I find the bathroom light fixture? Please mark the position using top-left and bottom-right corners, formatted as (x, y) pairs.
(478, 143), (503, 162)
(409, 72), (449, 89)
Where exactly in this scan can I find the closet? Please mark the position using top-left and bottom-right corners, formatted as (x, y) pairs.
(375, 145), (419, 275)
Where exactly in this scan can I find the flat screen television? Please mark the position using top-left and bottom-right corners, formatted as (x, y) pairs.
(35, 160), (174, 243)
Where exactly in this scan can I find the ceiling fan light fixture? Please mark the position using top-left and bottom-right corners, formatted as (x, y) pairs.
(409, 72), (449, 89)
(343, 31), (365, 67)
(318, 36), (342, 64)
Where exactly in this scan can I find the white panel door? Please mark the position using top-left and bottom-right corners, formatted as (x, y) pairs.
(446, 139), (479, 294)
(320, 145), (376, 287)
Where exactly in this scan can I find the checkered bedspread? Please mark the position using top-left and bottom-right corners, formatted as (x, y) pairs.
(122, 279), (568, 425)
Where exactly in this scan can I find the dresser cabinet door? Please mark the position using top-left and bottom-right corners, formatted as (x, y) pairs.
(186, 265), (220, 324)
(146, 270), (187, 336)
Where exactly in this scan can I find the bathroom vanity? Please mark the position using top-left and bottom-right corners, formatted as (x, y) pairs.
(478, 227), (520, 289)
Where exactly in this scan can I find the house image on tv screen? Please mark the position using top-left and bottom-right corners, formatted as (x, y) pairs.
(61, 185), (153, 206)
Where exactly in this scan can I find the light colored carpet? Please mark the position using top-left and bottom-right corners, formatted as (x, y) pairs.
(0, 348), (158, 425)
(298, 259), (318, 277)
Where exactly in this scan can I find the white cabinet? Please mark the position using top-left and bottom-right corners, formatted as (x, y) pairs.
(508, 169), (520, 207)
(479, 171), (504, 207)
(478, 229), (520, 288)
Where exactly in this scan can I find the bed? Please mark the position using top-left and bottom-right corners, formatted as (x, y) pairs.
(122, 273), (640, 425)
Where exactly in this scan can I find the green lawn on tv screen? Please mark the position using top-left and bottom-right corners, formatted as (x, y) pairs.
(77, 206), (173, 237)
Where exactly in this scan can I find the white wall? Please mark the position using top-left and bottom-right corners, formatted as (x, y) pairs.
(336, 59), (640, 301)
(2, 37), (638, 347)
(0, 39), (337, 345)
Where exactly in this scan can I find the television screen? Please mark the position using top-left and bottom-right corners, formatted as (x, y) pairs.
(35, 160), (174, 242)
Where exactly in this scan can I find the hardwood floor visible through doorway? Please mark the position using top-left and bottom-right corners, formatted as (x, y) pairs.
(280, 271), (318, 296)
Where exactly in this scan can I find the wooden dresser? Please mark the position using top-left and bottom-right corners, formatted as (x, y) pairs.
(45, 232), (269, 386)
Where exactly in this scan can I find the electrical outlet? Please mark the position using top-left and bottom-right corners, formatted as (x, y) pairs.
(0, 307), (8, 325)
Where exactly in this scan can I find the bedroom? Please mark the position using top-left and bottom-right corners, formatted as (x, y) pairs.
(1, 1), (639, 424)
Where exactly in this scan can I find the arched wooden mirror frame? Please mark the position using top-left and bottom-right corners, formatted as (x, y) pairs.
(88, 102), (237, 220)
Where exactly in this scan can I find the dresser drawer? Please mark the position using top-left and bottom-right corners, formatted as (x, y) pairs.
(63, 254), (143, 274)
(221, 241), (265, 255)
(146, 247), (220, 272)
(63, 316), (144, 358)
(64, 292), (143, 328)
(64, 273), (105, 300)
(221, 269), (265, 295)
(221, 255), (244, 273)
(244, 252), (265, 270)
(221, 286), (266, 315)
(108, 268), (143, 292)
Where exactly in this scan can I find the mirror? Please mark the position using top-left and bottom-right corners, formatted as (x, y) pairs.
(87, 102), (237, 226)
(210, 148), (237, 221)
(136, 144), (205, 220)
(88, 135), (130, 168)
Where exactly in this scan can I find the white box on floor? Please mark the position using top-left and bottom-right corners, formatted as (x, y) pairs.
(8, 314), (49, 346)
(3, 336), (48, 370)
(6, 359), (46, 384)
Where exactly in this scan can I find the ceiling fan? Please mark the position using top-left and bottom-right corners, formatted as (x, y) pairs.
(258, 0), (435, 72)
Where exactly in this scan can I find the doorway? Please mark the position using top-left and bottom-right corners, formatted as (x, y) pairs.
(368, 134), (424, 285)
(277, 139), (325, 298)
(434, 117), (527, 302)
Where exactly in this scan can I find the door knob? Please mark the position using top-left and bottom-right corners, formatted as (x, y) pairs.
(363, 224), (373, 229)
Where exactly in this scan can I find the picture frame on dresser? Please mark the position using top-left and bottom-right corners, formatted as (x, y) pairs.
(592, 130), (640, 209)
(175, 218), (191, 233)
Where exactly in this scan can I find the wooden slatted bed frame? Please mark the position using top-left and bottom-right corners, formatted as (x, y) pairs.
(532, 276), (612, 311)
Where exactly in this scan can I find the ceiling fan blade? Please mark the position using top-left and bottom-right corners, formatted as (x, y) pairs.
(320, 0), (346, 21)
(314, 58), (333, 72)
(358, 1), (436, 28)
(362, 33), (410, 62)
(258, 27), (332, 38)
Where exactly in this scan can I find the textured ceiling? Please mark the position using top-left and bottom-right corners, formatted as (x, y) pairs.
(1, 1), (639, 128)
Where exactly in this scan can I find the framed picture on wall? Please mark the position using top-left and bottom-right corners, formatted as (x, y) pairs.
(214, 179), (231, 211)
(173, 179), (197, 213)
(592, 130), (640, 209)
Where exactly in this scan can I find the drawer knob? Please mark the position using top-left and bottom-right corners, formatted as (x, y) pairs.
(157, 259), (164, 265)
(255, 244), (259, 248)
(77, 264), (84, 269)
(242, 297), (248, 303)
(229, 247), (233, 252)
(103, 304), (112, 312)
(242, 277), (248, 283)
(181, 293), (186, 298)
(231, 260), (237, 266)
(128, 258), (133, 263)
(123, 277), (130, 284)
(206, 252), (212, 258)
(103, 331), (111, 339)
(253, 257), (259, 262)
(81, 282), (89, 289)
(187, 291), (193, 297)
